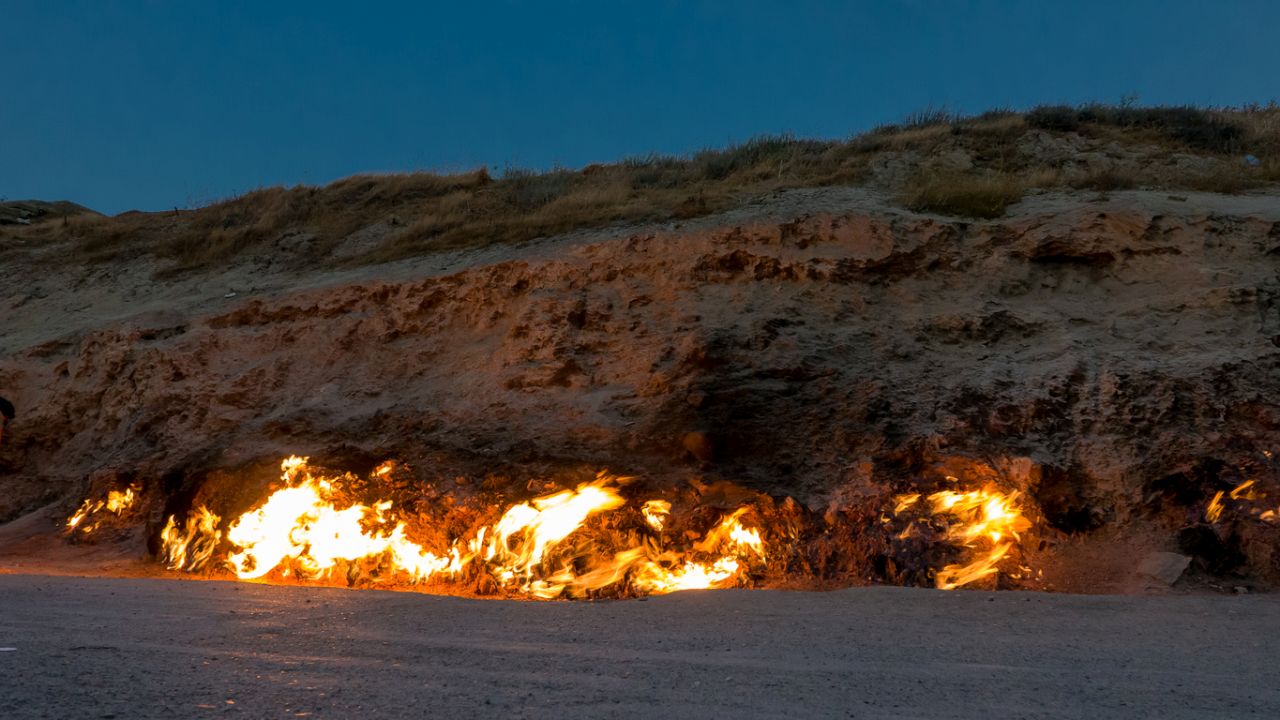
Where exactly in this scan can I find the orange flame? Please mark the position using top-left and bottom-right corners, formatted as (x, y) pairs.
(223, 457), (458, 582)
(66, 485), (139, 534)
(1206, 491), (1226, 523)
(1230, 480), (1259, 501)
(160, 506), (222, 571)
(160, 457), (767, 598)
(895, 485), (1031, 590)
(1207, 480), (1269, 524)
(641, 499), (672, 531)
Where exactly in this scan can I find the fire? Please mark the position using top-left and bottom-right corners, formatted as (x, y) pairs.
(633, 509), (765, 593)
(142, 458), (1044, 597)
(1206, 479), (1274, 523)
(1230, 480), (1259, 501)
(641, 499), (671, 530)
(479, 473), (627, 595)
(222, 457), (457, 583)
(159, 457), (768, 598)
(633, 557), (744, 594)
(895, 485), (1031, 590)
(1206, 491), (1226, 522)
(160, 506), (222, 571)
(66, 485), (139, 534)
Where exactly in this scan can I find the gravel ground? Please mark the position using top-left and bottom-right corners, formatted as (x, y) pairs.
(0, 575), (1277, 719)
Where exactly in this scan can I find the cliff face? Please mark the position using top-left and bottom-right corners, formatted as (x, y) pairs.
(3, 187), (1280, 588)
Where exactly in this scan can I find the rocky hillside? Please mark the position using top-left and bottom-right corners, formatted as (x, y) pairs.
(3, 107), (1280, 592)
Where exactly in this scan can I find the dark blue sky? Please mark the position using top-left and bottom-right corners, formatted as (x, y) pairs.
(4, 1), (1278, 214)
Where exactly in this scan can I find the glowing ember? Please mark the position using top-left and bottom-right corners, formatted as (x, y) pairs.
(66, 485), (139, 534)
(895, 485), (1031, 590)
(159, 457), (768, 598)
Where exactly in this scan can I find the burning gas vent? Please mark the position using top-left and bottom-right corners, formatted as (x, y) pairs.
(68, 456), (1042, 597)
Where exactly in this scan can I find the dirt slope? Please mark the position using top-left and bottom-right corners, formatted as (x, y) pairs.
(2, 186), (1280, 589)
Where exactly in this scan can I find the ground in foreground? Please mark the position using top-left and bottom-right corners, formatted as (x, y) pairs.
(0, 576), (1276, 718)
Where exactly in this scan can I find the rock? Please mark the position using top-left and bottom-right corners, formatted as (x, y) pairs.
(682, 431), (714, 463)
(1137, 552), (1191, 586)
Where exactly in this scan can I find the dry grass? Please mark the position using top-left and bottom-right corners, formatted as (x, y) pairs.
(8, 104), (1279, 273)
(900, 171), (1032, 219)
(56, 137), (875, 270)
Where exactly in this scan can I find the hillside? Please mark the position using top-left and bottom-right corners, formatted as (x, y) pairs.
(0, 200), (99, 227)
(2, 105), (1280, 595)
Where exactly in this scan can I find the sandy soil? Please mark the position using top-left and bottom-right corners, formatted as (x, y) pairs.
(0, 574), (1276, 719)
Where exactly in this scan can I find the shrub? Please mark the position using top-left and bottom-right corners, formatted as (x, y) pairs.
(1029, 103), (1244, 153)
(1026, 105), (1080, 132)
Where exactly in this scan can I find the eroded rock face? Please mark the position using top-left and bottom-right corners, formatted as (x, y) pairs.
(3, 193), (1280, 585)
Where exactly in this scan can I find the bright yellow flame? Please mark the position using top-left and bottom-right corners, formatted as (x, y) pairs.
(693, 507), (765, 558)
(633, 557), (743, 594)
(163, 458), (767, 599)
(160, 506), (222, 571)
(936, 543), (1012, 590)
(896, 484), (1030, 590)
(631, 508), (766, 593)
(925, 488), (1030, 545)
(478, 472), (627, 595)
(223, 457), (455, 582)
(67, 485), (139, 533)
(641, 499), (671, 530)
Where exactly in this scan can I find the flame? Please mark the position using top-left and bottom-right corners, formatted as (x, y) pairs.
(894, 494), (921, 513)
(160, 506), (223, 571)
(1230, 480), (1259, 501)
(633, 557), (744, 594)
(633, 509), (765, 593)
(641, 499), (671, 530)
(159, 457), (767, 598)
(1206, 491), (1226, 522)
(223, 457), (456, 583)
(935, 543), (1012, 590)
(693, 507), (765, 557)
(1241, 478), (1280, 525)
(895, 485), (1031, 590)
(1206, 480), (1269, 524)
(479, 473), (626, 594)
(67, 485), (139, 534)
